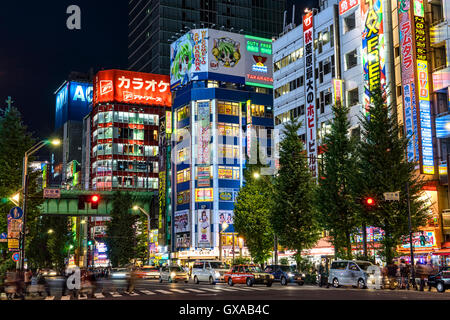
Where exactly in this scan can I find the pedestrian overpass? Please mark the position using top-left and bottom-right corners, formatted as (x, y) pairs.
(39, 190), (156, 216)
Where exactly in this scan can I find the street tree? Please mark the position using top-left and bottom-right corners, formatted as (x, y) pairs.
(234, 156), (274, 266)
(271, 118), (321, 268)
(105, 191), (137, 267)
(355, 87), (429, 264)
(47, 216), (74, 271)
(316, 103), (359, 259)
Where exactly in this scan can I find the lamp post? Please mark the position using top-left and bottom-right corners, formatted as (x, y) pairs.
(133, 205), (151, 265)
(219, 222), (229, 262)
(20, 139), (60, 271)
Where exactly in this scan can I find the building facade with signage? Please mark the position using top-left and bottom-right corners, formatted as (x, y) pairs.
(89, 69), (171, 192)
(273, 0), (449, 264)
(169, 29), (274, 262)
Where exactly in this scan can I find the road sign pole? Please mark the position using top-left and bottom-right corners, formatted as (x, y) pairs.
(20, 174), (29, 271)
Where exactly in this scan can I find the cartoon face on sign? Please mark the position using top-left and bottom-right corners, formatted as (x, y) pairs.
(212, 38), (241, 68)
(171, 36), (194, 85)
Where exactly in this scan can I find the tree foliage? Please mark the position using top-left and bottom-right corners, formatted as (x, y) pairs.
(355, 87), (429, 264)
(316, 103), (359, 259)
(105, 191), (136, 267)
(271, 118), (320, 267)
(234, 158), (274, 265)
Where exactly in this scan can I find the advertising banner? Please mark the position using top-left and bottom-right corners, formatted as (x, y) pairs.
(244, 35), (273, 88)
(332, 79), (344, 105)
(197, 165), (211, 187)
(7, 207), (23, 252)
(55, 81), (93, 130)
(339, 0), (359, 15)
(401, 231), (437, 248)
(361, 0), (386, 113)
(197, 101), (211, 165)
(218, 188), (237, 202)
(414, 8), (434, 175)
(209, 29), (245, 78)
(93, 70), (171, 106)
(195, 188), (213, 202)
(398, 0), (420, 163)
(174, 210), (190, 233)
(303, 12), (318, 178)
(166, 111), (172, 134)
(176, 233), (191, 248)
(170, 29), (209, 88)
(218, 210), (234, 225)
(197, 209), (211, 247)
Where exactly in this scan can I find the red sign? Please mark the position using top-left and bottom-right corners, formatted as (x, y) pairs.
(93, 70), (171, 106)
(339, 0), (359, 15)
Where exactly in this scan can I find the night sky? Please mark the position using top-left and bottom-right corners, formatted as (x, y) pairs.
(0, 0), (316, 142)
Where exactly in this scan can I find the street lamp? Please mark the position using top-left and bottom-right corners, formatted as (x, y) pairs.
(219, 222), (229, 262)
(133, 205), (151, 265)
(48, 229), (54, 234)
(253, 172), (260, 179)
(20, 138), (61, 270)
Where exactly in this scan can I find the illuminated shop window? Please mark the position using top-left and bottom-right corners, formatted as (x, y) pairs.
(218, 101), (239, 116)
(177, 168), (191, 183)
(218, 123), (240, 136)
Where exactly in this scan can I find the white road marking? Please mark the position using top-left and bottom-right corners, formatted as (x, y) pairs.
(61, 295), (71, 300)
(110, 292), (122, 297)
(185, 288), (207, 293)
(94, 293), (105, 299)
(170, 288), (190, 294)
(198, 287), (221, 292)
(78, 294), (88, 300)
(155, 289), (173, 294)
(45, 296), (55, 300)
(140, 290), (156, 295)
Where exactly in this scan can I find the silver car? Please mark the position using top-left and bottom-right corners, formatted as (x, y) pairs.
(192, 261), (229, 284)
(328, 260), (373, 289)
(159, 265), (189, 283)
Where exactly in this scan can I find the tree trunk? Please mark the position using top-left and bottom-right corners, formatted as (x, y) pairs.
(345, 231), (352, 260)
(362, 223), (367, 260)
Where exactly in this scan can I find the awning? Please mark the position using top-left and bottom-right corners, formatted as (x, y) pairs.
(432, 248), (450, 256)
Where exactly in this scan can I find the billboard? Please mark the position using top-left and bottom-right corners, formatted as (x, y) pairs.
(174, 210), (189, 233)
(197, 209), (211, 247)
(339, 0), (359, 15)
(55, 81), (93, 129)
(197, 101), (211, 165)
(218, 210), (234, 225)
(176, 233), (191, 248)
(170, 29), (273, 89)
(333, 79), (344, 105)
(398, 0), (420, 163)
(93, 70), (171, 107)
(303, 12), (318, 178)
(361, 0), (386, 113)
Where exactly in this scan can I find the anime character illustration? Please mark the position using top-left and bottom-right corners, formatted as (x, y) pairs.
(226, 213), (233, 224)
(171, 35), (194, 85)
(219, 213), (225, 224)
(199, 210), (209, 242)
(211, 37), (241, 68)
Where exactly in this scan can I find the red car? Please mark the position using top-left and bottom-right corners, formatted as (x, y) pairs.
(224, 265), (274, 287)
(135, 266), (160, 279)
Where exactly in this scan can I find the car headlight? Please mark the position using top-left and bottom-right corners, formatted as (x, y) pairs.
(171, 272), (176, 278)
(287, 273), (294, 277)
(215, 272), (221, 278)
(301, 274), (305, 278)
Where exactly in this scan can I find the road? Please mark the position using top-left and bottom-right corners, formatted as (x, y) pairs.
(8, 277), (450, 300)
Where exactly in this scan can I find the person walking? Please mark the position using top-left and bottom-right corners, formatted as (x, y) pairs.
(126, 268), (137, 294)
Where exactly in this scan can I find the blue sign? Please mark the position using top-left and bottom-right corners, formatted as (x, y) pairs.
(55, 81), (93, 129)
(12, 252), (20, 262)
(436, 114), (450, 139)
(8, 207), (23, 220)
(0, 233), (6, 239)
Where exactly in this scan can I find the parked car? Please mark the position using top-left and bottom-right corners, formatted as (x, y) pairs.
(328, 260), (373, 289)
(136, 266), (160, 279)
(264, 265), (305, 286)
(427, 267), (450, 292)
(159, 265), (189, 283)
(224, 265), (274, 287)
(110, 268), (130, 279)
(192, 260), (230, 284)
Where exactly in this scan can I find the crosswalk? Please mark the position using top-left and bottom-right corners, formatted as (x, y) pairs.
(38, 284), (288, 300)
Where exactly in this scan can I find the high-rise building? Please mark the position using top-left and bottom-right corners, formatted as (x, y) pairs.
(273, 0), (450, 265)
(128, 0), (285, 75)
(89, 69), (171, 192)
(53, 72), (93, 188)
(169, 28), (274, 261)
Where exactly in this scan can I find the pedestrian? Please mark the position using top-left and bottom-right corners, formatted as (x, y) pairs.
(37, 270), (50, 297)
(24, 269), (32, 296)
(399, 259), (408, 289)
(127, 268), (137, 294)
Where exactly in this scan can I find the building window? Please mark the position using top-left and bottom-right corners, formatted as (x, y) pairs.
(218, 166), (240, 180)
(177, 168), (191, 184)
(347, 88), (359, 106)
(344, 12), (356, 33)
(345, 49), (358, 70)
(218, 123), (240, 136)
(177, 105), (190, 122)
(218, 101), (239, 116)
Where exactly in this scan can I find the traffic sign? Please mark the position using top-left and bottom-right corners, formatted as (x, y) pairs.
(44, 188), (61, 199)
(8, 207), (23, 220)
(383, 192), (400, 201)
(0, 233), (6, 243)
(12, 252), (20, 262)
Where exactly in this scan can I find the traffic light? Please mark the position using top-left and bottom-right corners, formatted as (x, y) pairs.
(362, 196), (377, 210)
(87, 240), (93, 246)
(419, 235), (426, 246)
(78, 196), (86, 210)
(90, 195), (100, 209)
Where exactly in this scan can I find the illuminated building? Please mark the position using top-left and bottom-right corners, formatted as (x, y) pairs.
(89, 69), (171, 192)
(273, 0), (450, 265)
(169, 29), (274, 262)
(127, 0), (285, 75)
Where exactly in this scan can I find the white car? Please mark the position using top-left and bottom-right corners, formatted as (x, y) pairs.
(159, 266), (189, 283)
(192, 261), (229, 284)
(110, 268), (129, 279)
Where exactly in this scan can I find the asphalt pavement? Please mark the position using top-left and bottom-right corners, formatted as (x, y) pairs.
(5, 277), (450, 300)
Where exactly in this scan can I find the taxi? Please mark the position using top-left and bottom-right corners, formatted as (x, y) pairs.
(224, 264), (274, 287)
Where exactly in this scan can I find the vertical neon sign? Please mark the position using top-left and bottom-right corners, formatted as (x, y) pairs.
(361, 0), (386, 113)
